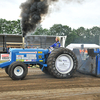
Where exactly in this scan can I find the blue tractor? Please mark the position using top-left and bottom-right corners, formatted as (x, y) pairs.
(0, 47), (78, 80)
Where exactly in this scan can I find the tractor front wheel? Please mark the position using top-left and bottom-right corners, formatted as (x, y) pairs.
(5, 67), (9, 74)
(8, 61), (28, 80)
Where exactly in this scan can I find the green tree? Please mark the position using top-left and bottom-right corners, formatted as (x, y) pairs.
(50, 24), (71, 36)
(90, 26), (100, 36)
(66, 31), (79, 45)
(0, 18), (21, 34)
(34, 27), (50, 35)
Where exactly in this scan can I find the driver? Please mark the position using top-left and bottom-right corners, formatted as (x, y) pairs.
(50, 37), (60, 48)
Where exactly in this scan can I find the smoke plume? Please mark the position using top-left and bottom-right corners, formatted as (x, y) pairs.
(20, 0), (84, 37)
(20, 0), (58, 37)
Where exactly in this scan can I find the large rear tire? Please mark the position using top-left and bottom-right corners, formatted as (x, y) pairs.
(8, 61), (28, 80)
(47, 47), (78, 78)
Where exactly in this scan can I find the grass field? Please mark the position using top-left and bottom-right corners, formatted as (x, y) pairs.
(0, 60), (8, 69)
(0, 60), (8, 63)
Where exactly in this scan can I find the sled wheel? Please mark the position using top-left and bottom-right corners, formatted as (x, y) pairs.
(47, 47), (78, 78)
(8, 61), (28, 80)
(5, 67), (9, 74)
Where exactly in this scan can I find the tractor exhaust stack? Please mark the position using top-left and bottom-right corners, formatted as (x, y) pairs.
(22, 37), (25, 49)
(22, 32), (25, 49)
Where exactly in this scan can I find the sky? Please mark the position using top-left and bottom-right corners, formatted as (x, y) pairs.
(0, 0), (100, 29)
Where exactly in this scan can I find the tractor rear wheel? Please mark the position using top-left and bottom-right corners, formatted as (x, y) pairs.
(47, 47), (78, 78)
(8, 61), (28, 80)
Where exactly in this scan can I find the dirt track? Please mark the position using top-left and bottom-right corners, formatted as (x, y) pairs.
(0, 68), (100, 100)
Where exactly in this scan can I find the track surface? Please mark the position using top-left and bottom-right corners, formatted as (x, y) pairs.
(0, 68), (100, 100)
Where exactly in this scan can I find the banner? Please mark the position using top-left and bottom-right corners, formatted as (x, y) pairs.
(1, 54), (9, 60)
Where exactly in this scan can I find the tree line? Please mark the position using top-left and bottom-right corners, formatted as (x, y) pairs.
(0, 18), (100, 45)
